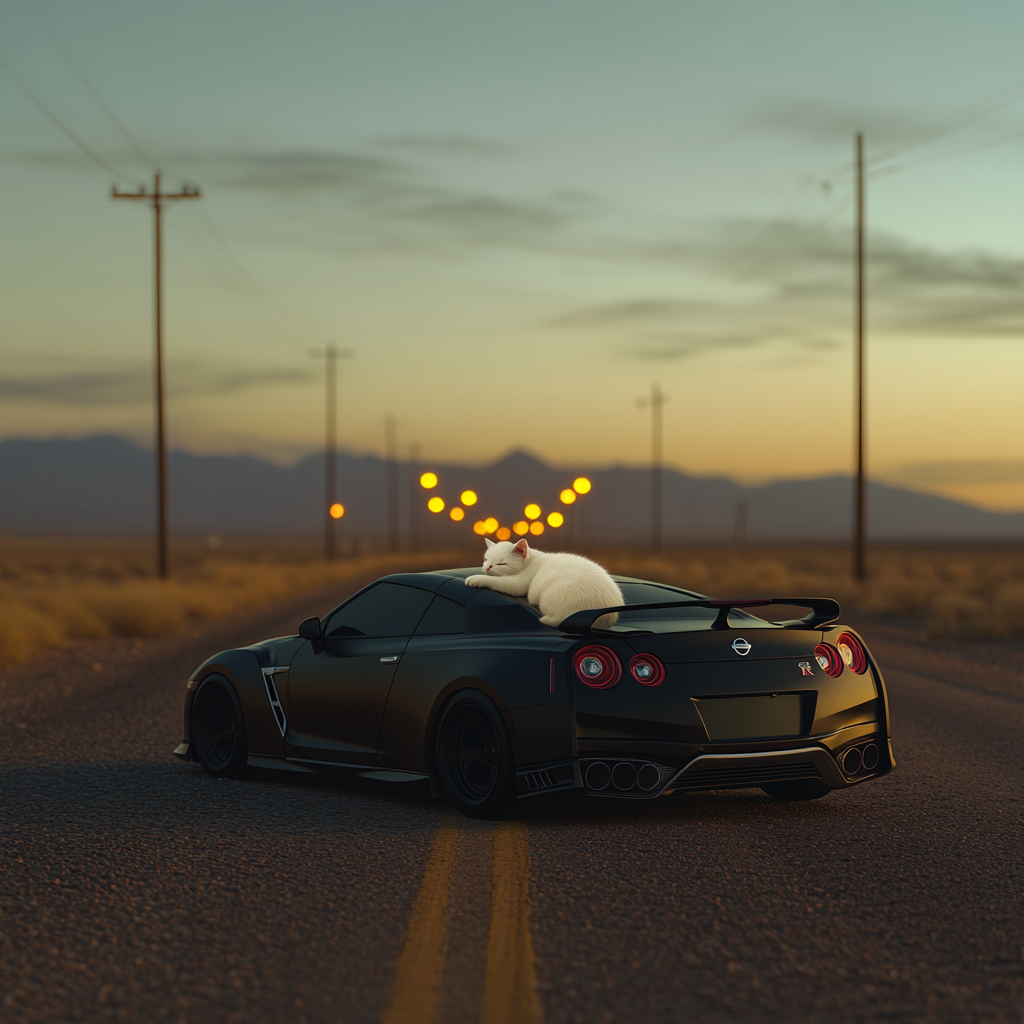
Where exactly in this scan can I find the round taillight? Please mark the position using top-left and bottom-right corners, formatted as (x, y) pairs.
(814, 643), (844, 678)
(836, 632), (868, 674)
(629, 653), (665, 687)
(573, 645), (621, 689)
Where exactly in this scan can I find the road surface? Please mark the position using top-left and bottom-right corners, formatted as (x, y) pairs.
(2, 583), (1022, 1023)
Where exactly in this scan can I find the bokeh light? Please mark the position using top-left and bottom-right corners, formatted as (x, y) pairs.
(496, 527), (511, 541)
(572, 477), (591, 494)
(420, 472), (438, 489)
(427, 496), (445, 513)
(524, 503), (541, 520)
(473, 520), (487, 535)
(449, 507), (465, 521)
(460, 490), (478, 506)
(513, 521), (529, 535)
(559, 488), (576, 505)
(484, 517), (499, 533)
(529, 521), (545, 536)
(329, 503), (345, 519)
(547, 511), (564, 527)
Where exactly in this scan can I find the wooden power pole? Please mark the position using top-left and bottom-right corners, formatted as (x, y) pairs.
(385, 415), (399, 551)
(637, 383), (670, 550)
(310, 344), (352, 560)
(854, 133), (867, 582)
(112, 172), (200, 579)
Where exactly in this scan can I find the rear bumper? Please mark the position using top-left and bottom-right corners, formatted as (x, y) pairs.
(661, 746), (846, 794)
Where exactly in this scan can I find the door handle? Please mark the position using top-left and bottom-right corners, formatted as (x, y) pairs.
(379, 655), (399, 663)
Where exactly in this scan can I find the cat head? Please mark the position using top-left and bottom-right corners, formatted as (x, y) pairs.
(481, 537), (529, 575)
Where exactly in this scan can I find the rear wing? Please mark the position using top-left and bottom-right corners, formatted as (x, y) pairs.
(558, 597), (841, 635)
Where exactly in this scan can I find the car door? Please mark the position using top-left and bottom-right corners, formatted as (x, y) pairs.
(285, 582), (434, 766)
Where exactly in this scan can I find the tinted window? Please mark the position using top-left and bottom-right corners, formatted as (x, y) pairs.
(415, 596), (468, 635)
(325, 583), (433, 637)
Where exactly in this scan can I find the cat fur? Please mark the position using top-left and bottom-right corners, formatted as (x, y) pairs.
(465, 538), (623, 628)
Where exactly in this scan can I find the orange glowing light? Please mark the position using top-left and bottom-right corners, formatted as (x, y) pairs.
(524, 503), (541, 520)
(427, 496), (445, 513)
(450, 507), (465, 521)
(329, 503), (345, 519)
(483, 517), (499, 534)
(546, 512), (564, 528)
(529, 521), (545, 536)
(572, 477), (591, 494)
(473, 520), (487, 535)
(496, 527), (511, 541)
(559, 488), (576, 505)
(513, 521), (529, 536)
(420, 472), (438, 489)
(460, 490), (478, 506)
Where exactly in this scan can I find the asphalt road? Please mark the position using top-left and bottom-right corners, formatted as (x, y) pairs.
(2, 584), (1023, 1024)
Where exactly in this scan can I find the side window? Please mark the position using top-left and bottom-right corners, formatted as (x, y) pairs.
(415, 596), (468, 636)
(325, 583), (433, 638)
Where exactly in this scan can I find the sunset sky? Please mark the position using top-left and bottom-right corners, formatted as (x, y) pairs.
(2, 0), (1023, 509)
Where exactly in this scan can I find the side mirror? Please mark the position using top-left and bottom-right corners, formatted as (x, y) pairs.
(298, 617), (322, 641)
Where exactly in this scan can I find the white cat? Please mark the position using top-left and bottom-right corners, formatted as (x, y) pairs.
(465, 539), (624, 628)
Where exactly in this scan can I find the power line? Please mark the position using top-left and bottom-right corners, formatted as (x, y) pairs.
(0, 52), (136, 183)
(21, 0), (158, 170)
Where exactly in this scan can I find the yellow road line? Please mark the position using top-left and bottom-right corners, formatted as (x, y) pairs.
(381, 818), (459, 1024)
(481, 821), (543, 1024)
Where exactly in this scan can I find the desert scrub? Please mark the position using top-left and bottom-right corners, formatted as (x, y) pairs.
(589, 544), (1024, 640)
(0, 542), (471, 665)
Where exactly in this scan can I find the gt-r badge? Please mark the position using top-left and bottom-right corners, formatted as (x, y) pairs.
(799, 661), (814, 676)
(731, 637), (752, 656)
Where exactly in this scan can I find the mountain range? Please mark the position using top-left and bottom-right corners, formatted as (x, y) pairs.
(3, 435), (1024, 542)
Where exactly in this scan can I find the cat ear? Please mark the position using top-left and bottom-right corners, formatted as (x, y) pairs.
(512, 538), (529, 558)
(484, 538), (496, 550)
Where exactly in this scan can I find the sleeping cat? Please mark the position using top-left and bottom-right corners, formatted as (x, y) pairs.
(465, 538), (624, 628)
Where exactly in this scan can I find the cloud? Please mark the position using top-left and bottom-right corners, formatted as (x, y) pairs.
(754, 100), (927, 147)
(371, 135), (511, 158)
(0, 367), (313, 406)
(551, 218), (1024, 360)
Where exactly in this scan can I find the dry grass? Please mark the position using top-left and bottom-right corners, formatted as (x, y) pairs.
(588, 544), (1024, 640)
(5, 536), (1024, 666)
(0, 535), (475, 666)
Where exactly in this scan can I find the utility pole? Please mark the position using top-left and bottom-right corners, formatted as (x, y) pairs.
(637, 383), (670, 550)
(385, 415), (399, 551)
(734, 499), (749, 548)
(310, 344), (353, 560)
(854, 132), (867, 582)
(112, 172), (200, 579)
(408, 443), (421, 550)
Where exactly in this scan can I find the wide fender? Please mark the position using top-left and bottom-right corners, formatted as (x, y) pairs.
(188, 649), (284, 757)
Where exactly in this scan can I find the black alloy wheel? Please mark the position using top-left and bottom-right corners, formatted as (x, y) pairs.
(191, 676), (251, 779)
(761, 778), (832, 801)
(435, 691), (515, 819)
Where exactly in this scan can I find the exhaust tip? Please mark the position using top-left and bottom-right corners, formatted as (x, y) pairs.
(612, 762), (637, 790)
(841, 747), (862, 775)
(585, 761), (611, 791)
(861, 743), (879, 771)
(637, 763), (661, 791)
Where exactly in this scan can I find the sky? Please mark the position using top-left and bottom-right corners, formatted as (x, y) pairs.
(2, 0), (1023, 510)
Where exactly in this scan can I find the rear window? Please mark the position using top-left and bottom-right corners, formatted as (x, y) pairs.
(606, 582), (777, 634)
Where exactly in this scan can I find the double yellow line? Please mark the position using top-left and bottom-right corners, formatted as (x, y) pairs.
(382, 818), (542, 1024)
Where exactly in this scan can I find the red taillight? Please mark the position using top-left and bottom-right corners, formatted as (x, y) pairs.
(814, 643), (844, 678)
(573, 645), (621, 689)
(629, 653), (665, 687)
(836, 632), (868, 674)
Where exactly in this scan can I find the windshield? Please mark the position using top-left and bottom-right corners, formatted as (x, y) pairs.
(602, 582), (781, 634)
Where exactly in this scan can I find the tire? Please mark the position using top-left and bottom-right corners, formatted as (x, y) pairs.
(435, 691), (516, 819)
(761, 779), (832, 801)
(191, 676), (251, 779)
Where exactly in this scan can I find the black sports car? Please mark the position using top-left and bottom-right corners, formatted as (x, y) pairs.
(174, 568), (895, 817)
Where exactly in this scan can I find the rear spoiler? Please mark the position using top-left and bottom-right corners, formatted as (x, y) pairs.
(558, 597), (841, 634)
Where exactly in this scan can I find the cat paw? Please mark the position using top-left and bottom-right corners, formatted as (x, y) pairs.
(465, 575), (489, 588)
(539, 614), (562, 626)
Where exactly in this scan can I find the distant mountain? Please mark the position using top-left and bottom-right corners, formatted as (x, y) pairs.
(3, 434), (1024, 542)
